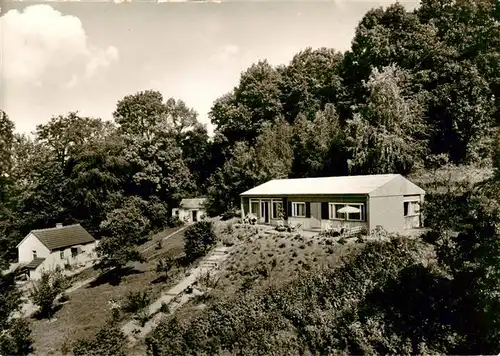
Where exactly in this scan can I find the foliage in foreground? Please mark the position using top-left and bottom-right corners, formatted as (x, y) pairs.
(72, 319), (127, 356)
(146, 237), (434, 355)
(0, 264), (33, 356)
(29, 269), (68, 319)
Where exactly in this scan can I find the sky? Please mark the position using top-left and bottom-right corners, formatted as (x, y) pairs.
(0, 0), (420, 136)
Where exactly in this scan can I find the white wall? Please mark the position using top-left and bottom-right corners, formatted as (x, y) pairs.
(18, 233), (50, 263)
(173, 208), (206, 223)
(368, 195), (405, 233)
(26, 241), (98, 280)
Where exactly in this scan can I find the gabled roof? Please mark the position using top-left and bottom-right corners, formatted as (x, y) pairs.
(179, 198), (206, 209)
(240, 174), (425, 197)
(17, 224), (96, 251)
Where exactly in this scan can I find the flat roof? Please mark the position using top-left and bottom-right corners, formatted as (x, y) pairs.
(240, 174), (402, 196)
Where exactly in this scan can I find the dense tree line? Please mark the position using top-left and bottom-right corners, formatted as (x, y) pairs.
(206, 0), (500, 215)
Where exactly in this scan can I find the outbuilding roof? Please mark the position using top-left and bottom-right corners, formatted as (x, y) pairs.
(240, 174), (425, 197)
(24, 258), (46, 270)
(17, 224), (96, 251)
(179, 198), (206, 209)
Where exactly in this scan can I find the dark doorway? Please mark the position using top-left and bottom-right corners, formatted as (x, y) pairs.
(192, 210), (198, 222)
(261, 201), (270, 224)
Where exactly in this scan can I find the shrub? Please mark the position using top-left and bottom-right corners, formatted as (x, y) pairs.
(0, 318), (33, 356)
(155, 241), (162, 250)
(146, 238), (432, 355)
(275, 225), (287, 232)
(320, 229), (340, 238)
(222, 235), (235, 247)
(159, 302), (170, 314)
(356, 235), (365, 244)
(135, 308), (150, 327)
(222, 223), (234, 235)
(155, 256), (176, 281)
(64, 263), (72, 271)
(122, 290), (151, 315)
(73, 320), (127, 356)
(29, 269), (68, 319)
(168, 215), (184, 227)
(338, 237), (348, 245)
(184, 221), (216, 262)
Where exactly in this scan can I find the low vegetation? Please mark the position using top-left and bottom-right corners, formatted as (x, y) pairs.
(123, 290), (152, 326)
(29, 269), (69, 319)
(214, 228), (364, 295)
(72, 319), (127, 356)
(146, 237), (433, 355)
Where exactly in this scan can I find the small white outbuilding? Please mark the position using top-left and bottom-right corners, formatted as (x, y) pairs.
(172, 198), (207, 223)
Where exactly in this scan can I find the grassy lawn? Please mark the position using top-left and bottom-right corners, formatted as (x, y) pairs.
(29, 226), (187, 355)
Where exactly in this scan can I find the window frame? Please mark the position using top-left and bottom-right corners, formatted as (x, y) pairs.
(32, 250), (37, 259)
(60, 250), (65, 260)
(328, 203), (364, 221)
(291, 202), (306, 218)
(271, 199), (283, 219)
(404, 200), (420, 217)
(249, 199), (260, 216)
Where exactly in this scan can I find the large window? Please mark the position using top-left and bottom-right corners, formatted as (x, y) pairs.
(250, 200), (260, 217)
(60, 251), (65, 260)
(404, 201), (420, 217)
(292, 202), (306, 217)
(329, 203), (364, 221)
(272, 200), (283, 219)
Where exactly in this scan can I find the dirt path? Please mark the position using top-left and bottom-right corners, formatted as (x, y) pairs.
(140, 224), (193, 254)
(121, 246), (232, 345)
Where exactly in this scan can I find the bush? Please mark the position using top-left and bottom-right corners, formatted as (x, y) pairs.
(122, 290), (151, 315)
(159, 302), (170, 314)
(73, 320), (127, 356)
(155, 256), (176, 281)
(0, 318), (33, 356)
(168, 215), (184, 227)
(184, 221), (216, 262)
(221, 208), (240, 221)
(29, 270), (68, 318)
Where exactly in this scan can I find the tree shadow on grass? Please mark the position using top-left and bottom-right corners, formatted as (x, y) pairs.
(32, 303), (64, 320)
(87, 266), (143, 288)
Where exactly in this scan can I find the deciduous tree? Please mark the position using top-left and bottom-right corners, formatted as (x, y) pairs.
(346, 65), (428, 175)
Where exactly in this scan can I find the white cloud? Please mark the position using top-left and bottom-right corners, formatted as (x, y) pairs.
(1, 4), (119, 88)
